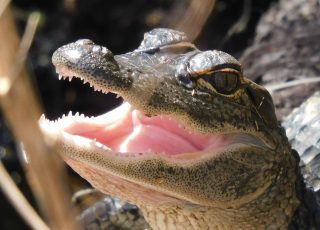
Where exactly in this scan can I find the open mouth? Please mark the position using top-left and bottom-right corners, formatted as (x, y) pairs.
(41, 100), (233, 157)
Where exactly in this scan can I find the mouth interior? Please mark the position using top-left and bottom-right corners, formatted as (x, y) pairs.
(46, 101), (232, 156)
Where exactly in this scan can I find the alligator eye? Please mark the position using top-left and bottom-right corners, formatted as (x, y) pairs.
(201, 71), (239, 94)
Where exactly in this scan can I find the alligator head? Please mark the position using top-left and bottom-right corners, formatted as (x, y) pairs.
(40, 28), (299, 229)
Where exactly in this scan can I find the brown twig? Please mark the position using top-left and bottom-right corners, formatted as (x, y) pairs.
(265, 77), (320, 93)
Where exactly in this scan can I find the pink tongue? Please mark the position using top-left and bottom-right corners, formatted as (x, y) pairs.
(62, 104), (227, 156)
(119, 124), (199, 154)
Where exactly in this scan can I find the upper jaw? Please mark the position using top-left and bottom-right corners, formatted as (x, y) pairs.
(51, 40), (276, 151)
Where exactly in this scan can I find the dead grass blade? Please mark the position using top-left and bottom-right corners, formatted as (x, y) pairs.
(0, 162), (50, 230)
(168, 0), (216, 42)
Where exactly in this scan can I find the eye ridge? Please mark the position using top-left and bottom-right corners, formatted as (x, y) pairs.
(200, 70), (240, 94)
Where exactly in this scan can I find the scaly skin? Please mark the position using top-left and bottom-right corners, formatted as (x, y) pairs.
(40, 29), (300, 229)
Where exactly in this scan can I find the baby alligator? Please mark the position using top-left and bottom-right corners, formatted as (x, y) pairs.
(40, 28), (319, 229)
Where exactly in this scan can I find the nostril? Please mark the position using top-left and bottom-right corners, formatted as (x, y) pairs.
(92, 45), (102, 53)
(76, 39), (94, 45)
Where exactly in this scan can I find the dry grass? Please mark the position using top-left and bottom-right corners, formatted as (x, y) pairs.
(0, 2), (78, 229)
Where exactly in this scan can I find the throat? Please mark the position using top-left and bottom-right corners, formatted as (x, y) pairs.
(140, 192), (298, 230)
(139, 153), (300, 230)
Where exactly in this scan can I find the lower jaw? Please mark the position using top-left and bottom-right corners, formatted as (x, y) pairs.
(65, 157), (187, 206)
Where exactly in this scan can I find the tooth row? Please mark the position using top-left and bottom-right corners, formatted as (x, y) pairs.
(57, 73), (117, 96)
(90, 138), (111, 151)
(58, 74), (74, 82)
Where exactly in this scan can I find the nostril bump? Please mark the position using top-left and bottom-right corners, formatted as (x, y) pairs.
(76, 39), (94, 45)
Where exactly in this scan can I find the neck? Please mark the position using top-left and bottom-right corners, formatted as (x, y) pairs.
(139, 150), (300, 230)
(289, 160), (320, 229)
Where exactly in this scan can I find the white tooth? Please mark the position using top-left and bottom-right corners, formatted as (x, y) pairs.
(40, 114), (45, 120)
(75, 112), (79, 117)
(102, 146), (110, 151)
(116, 94), (121, 99)
(96, 142), (104, 148)
(68, 76), (72, 82)
(58, 75), (63, 80)
(68, 111), (73, 116)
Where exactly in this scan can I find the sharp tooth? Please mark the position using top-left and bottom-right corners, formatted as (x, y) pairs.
(58, 75), (63, 80)
(102, 146), (110, 151)
(116, 94), (121, 99)
(68, 76), (72, 82)
(75, 112), (79, 117)
(68, 111), (73, 116)
(39, 114), (46, 122)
